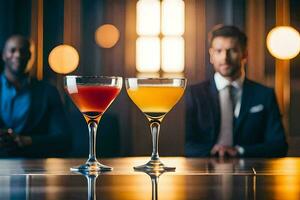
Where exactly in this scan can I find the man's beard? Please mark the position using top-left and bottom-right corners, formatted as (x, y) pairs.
(221, 65), (241, 79)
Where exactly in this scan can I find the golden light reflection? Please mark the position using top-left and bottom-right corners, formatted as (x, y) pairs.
(108, 171), (186, 200)
(110, 174), (150, 200)
(48, 44), (79, 74)
(95, 24), (120, 48)
(159, 175), (186, 199)
(136, 0), (160, 36)
(136, 37), (160, 72)
(44, 158), (68, 171)
(162, 36), (185, 73)
(26, 40), (35, 72)
(269, 158), (300, 174)
(267, 26), (300, 60)
(162, 0), (185, 36)
(162, 72), (184, 78)
(268, 158), (300, 199)
(137, 72), (160, 78)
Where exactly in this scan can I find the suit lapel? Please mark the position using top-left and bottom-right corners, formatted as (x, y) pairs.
(233, 79), (253, 136)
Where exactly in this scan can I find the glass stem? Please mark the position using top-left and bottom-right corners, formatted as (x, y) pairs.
(150, 121), (161, 161)
(87, 175), (97, 200)
(87, 120), (98, 163)
(151, 177), (158, 200)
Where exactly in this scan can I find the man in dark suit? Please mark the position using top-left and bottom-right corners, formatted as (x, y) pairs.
(0, 35), (70, 157)
(185, 25), (288, 157)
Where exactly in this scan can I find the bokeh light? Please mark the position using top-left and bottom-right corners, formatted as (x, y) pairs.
(267, 26), (300, 60)
(48, 44), (79, 74)
(95, 24), (120, 48)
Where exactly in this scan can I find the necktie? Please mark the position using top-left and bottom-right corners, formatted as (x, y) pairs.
(217, 85), (233, 146)
(229, 85), (237, 115)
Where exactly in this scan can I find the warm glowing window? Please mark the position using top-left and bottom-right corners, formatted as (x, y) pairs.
(136, 0), (185, 73)
(136, 37), (161, 72)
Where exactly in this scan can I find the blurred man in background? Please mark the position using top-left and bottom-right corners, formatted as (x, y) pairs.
(185, 25), (288, 157)
(0, 35), (70, 157)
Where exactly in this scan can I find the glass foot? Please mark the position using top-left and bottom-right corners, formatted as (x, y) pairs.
(71, 162), (113, 173)
(134, 159), (175, 172)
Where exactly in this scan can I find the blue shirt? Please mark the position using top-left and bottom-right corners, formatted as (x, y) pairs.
(0, 74), (31, 134)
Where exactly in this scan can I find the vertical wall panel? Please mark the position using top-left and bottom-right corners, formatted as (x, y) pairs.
(246, 0), (265, 83)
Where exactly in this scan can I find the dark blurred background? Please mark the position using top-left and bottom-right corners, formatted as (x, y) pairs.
(0, 0), (300, 157)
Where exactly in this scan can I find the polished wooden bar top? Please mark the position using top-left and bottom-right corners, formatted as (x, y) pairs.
(1, 157), (300, 199)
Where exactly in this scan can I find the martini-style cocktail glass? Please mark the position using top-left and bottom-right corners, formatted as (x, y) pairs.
(126, 78), (186, 171)
(64, 76), (122, 172)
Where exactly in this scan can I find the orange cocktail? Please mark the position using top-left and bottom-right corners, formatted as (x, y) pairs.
(126, 78), (187, 172)
(127, 86), (184, 119)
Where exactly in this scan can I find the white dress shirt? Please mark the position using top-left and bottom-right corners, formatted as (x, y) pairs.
(214, 71), (245, 118)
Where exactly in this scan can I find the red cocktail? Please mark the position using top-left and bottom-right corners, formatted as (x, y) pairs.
(68, 86), (121, 121)
(64, 76), (122, 172)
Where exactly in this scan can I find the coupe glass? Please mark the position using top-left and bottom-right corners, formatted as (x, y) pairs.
(126, 78), (186, 171)
(64, 76), (122, 172)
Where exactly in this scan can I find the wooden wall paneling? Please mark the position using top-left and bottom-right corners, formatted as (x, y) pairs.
(246, 0), (265, 83)
(79, 0), (102, 76)
(101, 0), (125, 77)
(60, 0), (81, 95)
(275, 0), (290, 134)
(195, 0), (207, 83)
(125, 0), (137, 78)
(185, 0), (206, 84)
(64, 0), (81, 49)
(30, 0), (43, 80)
(289, 0), (300, 140)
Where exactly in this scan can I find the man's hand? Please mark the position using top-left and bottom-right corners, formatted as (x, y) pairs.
(14, 135), (32, 147)
(0, 129), (32, 151)
(0, 129), (18, 152)
(210, 144), (238, 157)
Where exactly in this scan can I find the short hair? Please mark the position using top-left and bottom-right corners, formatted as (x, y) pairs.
(208, 25), (247, 51)
(4, 35), (31, 52)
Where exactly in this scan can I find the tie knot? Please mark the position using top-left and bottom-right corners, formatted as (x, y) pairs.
(226, 84), (234, 91)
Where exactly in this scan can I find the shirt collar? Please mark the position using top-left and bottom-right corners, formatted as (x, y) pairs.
(214, 70), (245, 91)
